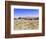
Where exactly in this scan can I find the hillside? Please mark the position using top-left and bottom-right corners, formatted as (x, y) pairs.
(14, 17), (39, 30)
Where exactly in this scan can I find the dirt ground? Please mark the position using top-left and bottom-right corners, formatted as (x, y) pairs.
(14, 19), (39, 30)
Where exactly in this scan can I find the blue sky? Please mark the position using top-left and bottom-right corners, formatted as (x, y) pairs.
(14, 8), (39, 17)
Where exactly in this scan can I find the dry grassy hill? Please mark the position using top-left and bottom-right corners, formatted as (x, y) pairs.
(14, 17), (39, 30)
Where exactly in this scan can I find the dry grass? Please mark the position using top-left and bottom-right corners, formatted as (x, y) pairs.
(14, 19), (39, 30)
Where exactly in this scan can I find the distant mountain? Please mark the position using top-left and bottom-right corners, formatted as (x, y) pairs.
(14, 17), (39, 20)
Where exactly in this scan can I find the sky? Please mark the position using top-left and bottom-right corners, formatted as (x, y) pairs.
(14, 8), (39, 18)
